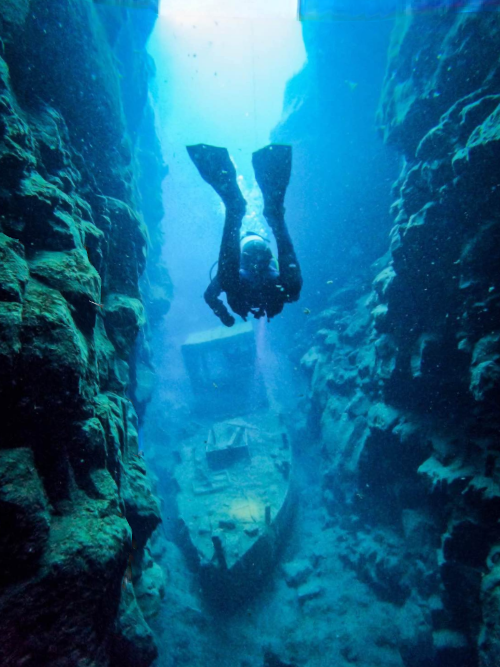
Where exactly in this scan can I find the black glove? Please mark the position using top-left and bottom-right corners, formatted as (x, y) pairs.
(220, 312), (235, 327)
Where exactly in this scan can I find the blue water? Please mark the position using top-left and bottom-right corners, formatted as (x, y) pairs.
(3, 1), (498, 666)
(299, 0), (500, 19)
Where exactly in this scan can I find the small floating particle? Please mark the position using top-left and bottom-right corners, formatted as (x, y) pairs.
(326, 280), (333, 284)
(213, 382), (218, 388)
(303, 308), (311, 315)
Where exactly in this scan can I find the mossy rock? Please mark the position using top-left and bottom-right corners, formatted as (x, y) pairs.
(0, 0), (30, 31)
(0, 232), (29, 302)
(82, 219), (105, 275)
(95, 317), (130, 393)
(0, 448), (50, 584)
(110, 591), (158, 667)
(71, 417), (108, 472)
(0, 301), (22, 364)
(0, 65), (37, 190)
(99, 196), (148, 297)
(19, 170), (73, 214)
(470, 334), (500, 402)
(104, 293), (145, 359)
(135, 561), (165, 620)
(121, 458), (161, 550)
(0, 510), (133, 665)
(14, 173), (82, 250)
(19, 279), (91, 407)
(29, 248), (101, 332)
(94, 392), (131, 487)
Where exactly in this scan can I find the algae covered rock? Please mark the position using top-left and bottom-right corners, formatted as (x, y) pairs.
(470, 333), (500, 402)
(121, 456), (161, 550)
(19, 279), (91, 410)
(0, 506), (133, 667)
(135, 560), (166, 620)
(100, 196), (148, 297)
(0, 2), (163, 665)
(104, 293), (146, 359)
(0, 232), (29, 302)
(0, 301), (22, 371)
(0, 448), (50, 584)
(111, 590), (158, 667)
(30, 248), (102, 332)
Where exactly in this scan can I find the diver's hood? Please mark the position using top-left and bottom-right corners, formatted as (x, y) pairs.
(240, 234), (269, 251)
(240, 234), (272, 273)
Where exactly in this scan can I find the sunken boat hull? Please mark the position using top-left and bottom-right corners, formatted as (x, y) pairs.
(174, 413), (295, 610)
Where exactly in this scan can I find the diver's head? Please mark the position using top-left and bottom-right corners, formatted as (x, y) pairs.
(240, 233), (272, 273)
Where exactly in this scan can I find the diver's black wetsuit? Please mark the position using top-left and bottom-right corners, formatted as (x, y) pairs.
(204, 209), (302, 325)
(187, 144), (302, 327)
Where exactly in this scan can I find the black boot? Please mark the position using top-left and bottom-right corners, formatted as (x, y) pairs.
(252, 144), (291, 222)
(187, 144), (246, 215)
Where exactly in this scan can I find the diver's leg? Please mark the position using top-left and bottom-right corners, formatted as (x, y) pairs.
(187, 144), (246, 214)
(253, 144), (301, 298)
(187, 144), (246, 289)
(252, 144), (291, 219)
(218, 207), (244, 291)
(270, 212), (303, 300)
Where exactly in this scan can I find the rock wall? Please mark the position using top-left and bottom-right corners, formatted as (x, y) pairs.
(0, 2), (165, 665)
(299, 5), (500, 667)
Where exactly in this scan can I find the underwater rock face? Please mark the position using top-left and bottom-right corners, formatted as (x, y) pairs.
(300, 4), (500, 667)
(0, 2), (162, 666)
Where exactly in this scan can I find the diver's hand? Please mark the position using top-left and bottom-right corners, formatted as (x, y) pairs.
(220, 312), (235, 327)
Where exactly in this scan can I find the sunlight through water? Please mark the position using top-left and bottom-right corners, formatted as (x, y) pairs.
(147, 0), (307, 345)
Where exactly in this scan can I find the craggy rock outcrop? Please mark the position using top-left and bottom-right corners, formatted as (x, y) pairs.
(0, 2), (164, 665)
(299, 5), (500, 667)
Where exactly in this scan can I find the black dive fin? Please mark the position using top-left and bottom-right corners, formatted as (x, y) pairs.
(252, 144), (292, 218)
(187, 144), (246, 212)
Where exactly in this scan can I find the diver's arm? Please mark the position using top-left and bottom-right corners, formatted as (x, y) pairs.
(204, 276), (235, 327)
(267, 211), (303, 301)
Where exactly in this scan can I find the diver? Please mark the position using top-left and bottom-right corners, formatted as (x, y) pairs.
(186, 144), (302, 327)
